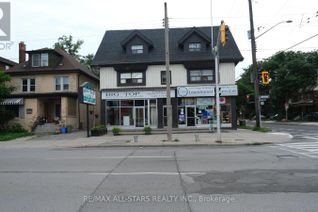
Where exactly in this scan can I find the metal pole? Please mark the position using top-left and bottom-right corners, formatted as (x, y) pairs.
(248, 0), (261, 128)
(214, 31), (221, 142)
(86, 104), (90, 137)
(210, 0), (221, 142)
(164, 2), (172, 141)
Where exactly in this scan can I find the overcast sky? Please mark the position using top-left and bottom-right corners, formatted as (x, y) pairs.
(1, 0), (317, 79)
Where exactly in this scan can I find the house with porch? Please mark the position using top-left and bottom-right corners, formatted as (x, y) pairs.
(93, 26), (243, 129)
(3, 42), (100, 132)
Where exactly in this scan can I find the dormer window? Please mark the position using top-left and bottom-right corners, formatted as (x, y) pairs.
(189, 42), (201, 52)
(32, 53), (48, 67)
(131, 45), (143, 54)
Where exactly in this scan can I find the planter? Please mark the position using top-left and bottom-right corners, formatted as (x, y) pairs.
(91, 127), (107, 136)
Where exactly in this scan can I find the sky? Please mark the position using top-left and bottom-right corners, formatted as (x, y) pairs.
(1, 0), (317, 79)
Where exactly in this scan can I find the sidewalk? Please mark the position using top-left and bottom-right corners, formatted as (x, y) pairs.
(0, 129), (292, 149)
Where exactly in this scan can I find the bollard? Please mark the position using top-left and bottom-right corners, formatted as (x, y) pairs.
(194, 134), (200, 142)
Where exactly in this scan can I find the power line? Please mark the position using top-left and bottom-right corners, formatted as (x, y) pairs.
(284, 33), (318, 51)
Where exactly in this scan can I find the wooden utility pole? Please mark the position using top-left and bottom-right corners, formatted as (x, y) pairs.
(248, 0), (262, 128)
(164, 2), (172, 141)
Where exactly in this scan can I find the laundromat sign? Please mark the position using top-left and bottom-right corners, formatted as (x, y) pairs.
(177, 85), (238, 97)
(102, 89), (175, 100)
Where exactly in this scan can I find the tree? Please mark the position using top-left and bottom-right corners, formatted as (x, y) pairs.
(54, 35), (84, 60)
(237, 50), (318, 119)
(0, 70), (14, 102)
(0, 70), (15, 130)
(53, 35), (95, 72)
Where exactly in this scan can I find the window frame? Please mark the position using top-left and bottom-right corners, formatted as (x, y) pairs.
(55, 76), (69, 91)
(188, 42), (202, 52)
(117, 71), (145, 86)
(31, 53), (49, 67)
(160, 70), (172, 85)
(131, 45), (144, 54)
(187, 69), (214, 84)
(22, 78), (35, 92)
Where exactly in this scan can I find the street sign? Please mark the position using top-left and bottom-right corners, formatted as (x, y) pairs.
(80, 82), (96, 105)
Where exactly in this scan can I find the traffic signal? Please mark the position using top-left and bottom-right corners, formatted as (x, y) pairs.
(220, 21), (229, 47)
(261, 71), (269, 85)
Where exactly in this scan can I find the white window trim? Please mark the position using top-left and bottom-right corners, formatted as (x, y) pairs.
(32, 53), (49, 67)
(55, 76), (69, 91)
(22, 78), (35, 92)
(131, 45), (144, 54)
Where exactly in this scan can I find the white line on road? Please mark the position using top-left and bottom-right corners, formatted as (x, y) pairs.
(88, 171), (205, 176)
(270, 146), (318, 158)
(45, 156), (173, 160)
(301, 136), (318, 140)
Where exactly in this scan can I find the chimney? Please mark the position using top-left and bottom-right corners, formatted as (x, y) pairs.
(19, 41), (26, 63)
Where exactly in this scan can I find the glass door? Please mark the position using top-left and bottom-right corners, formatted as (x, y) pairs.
(186, 106), (196, 126)
(135, 107), (144, 127)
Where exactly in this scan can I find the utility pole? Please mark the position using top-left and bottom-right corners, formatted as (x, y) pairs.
(248, 0), (261, 128)
(210, 0), (221, 142)
(164, 2), (172, 141)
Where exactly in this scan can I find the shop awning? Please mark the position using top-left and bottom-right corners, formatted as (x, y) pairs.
(0, 98), (24, 105)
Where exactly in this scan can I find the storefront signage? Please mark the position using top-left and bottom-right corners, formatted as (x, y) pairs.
(177, 85), (237, 97)
(102, 89), (175, 100)
(80, 82), (96, 105)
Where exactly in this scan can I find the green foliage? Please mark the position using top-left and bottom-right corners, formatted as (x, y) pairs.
(237, 50), (318, 119)
(0, 132), (33, 141)
(112, 127), (121, 135)
(0, 107), (15, 130)
(53, 35), (84, 60)
(8, 123), (26, 133)
(143, 126), (152, 134)
(0, 70), (15, 102)
(53, 35), (95, 72)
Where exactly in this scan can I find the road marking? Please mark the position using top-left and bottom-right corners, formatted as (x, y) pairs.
(272, 141), (318, 158)
(301, 136), (318, 140)
(271, 146), (318, 158)
(46, 156), (173, 160)
(88, 171), (205, 176)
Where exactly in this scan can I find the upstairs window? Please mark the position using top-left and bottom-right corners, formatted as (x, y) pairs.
(188, 69), (214, 83)
(189, 42), (201, 52)
(119, 72), (144, 86)
(161, 70), (172, 85)
(55, 76), (69, 91)
(22, 78), (35, 92)
(131, 45), (143, 54)
(32, 53), (49, 67)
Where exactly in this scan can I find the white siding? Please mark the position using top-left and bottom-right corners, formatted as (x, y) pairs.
(99, 63), (236, 90)
(99, 64), (187, 89)
(146, 64), (187, 87)
(219, 63), (235, 85)
(100, 67), (117, 89)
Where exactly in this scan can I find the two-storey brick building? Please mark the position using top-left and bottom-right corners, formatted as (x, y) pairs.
(93, 27), (243, 129)
(4, 42), (100, 132)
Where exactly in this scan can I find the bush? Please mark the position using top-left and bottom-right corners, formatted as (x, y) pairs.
(0, 108), (15, 130)
(9, 123), (27, 133)
(112, 127), (121, 135)
(91, 124), (107, 136)
(143, 126), (152, 135)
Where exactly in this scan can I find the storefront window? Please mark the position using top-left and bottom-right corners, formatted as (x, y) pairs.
(107, 101), (120, 125)
(120, 107), (133, 126)
(221, 100), (231, 124)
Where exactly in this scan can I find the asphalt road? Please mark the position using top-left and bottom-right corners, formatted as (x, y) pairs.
(0, 144), (318, 212)
(261, 122), (318, 141)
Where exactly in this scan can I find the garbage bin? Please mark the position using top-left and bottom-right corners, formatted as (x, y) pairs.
(60, 127), (68, 134)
